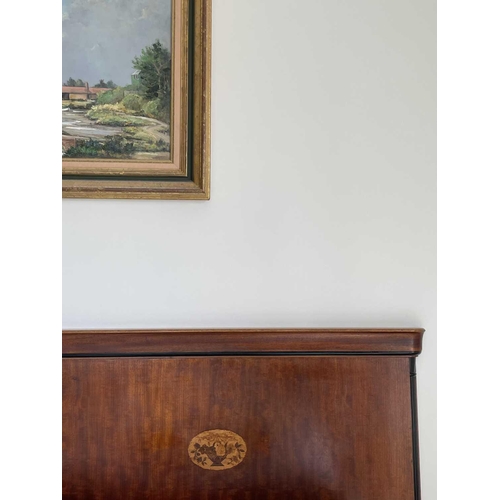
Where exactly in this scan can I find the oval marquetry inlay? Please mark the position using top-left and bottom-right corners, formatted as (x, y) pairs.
(188, 429), (247, 470)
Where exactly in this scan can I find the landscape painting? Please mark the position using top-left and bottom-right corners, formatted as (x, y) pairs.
(62, 0), (172, 161)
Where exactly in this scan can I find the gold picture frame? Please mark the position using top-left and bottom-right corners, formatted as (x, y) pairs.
(62, 0), (211, 200)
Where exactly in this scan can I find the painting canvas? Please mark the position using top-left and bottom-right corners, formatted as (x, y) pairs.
(62, 0), (172, 162)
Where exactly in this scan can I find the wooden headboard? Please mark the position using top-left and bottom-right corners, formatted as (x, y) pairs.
(63, 328), (424, 499)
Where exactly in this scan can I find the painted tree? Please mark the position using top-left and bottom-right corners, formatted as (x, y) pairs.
(132, 40), (171, 107)
(93, 80), (117, 89)
(63, 78), (86, 87)
(94, 79), (107, 88)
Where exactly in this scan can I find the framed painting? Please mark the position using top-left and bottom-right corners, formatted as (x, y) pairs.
(62, 0), (211, 199)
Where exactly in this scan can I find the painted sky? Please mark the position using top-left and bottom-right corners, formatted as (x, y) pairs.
(62, 0), (171, 86)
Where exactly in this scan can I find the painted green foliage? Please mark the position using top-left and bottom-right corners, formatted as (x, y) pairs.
(132, 40), (172, 123)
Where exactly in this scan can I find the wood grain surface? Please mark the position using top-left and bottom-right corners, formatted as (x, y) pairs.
(63, 356), (415, 499)
(62, 328), (424, 356)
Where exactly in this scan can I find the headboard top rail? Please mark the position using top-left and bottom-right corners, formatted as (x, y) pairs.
(62, 328), (424, 357)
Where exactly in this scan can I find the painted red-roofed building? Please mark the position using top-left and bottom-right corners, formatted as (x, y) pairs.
(62, 82), (109, 101)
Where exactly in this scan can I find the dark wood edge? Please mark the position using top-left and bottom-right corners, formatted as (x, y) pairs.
(410, 358), (421, 500)
(62, 328), (424, 356)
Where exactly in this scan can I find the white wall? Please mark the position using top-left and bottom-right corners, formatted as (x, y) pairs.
(63, 0), (436, 497)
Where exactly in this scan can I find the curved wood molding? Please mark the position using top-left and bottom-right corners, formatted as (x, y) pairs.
(62, 328), (424, 356)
